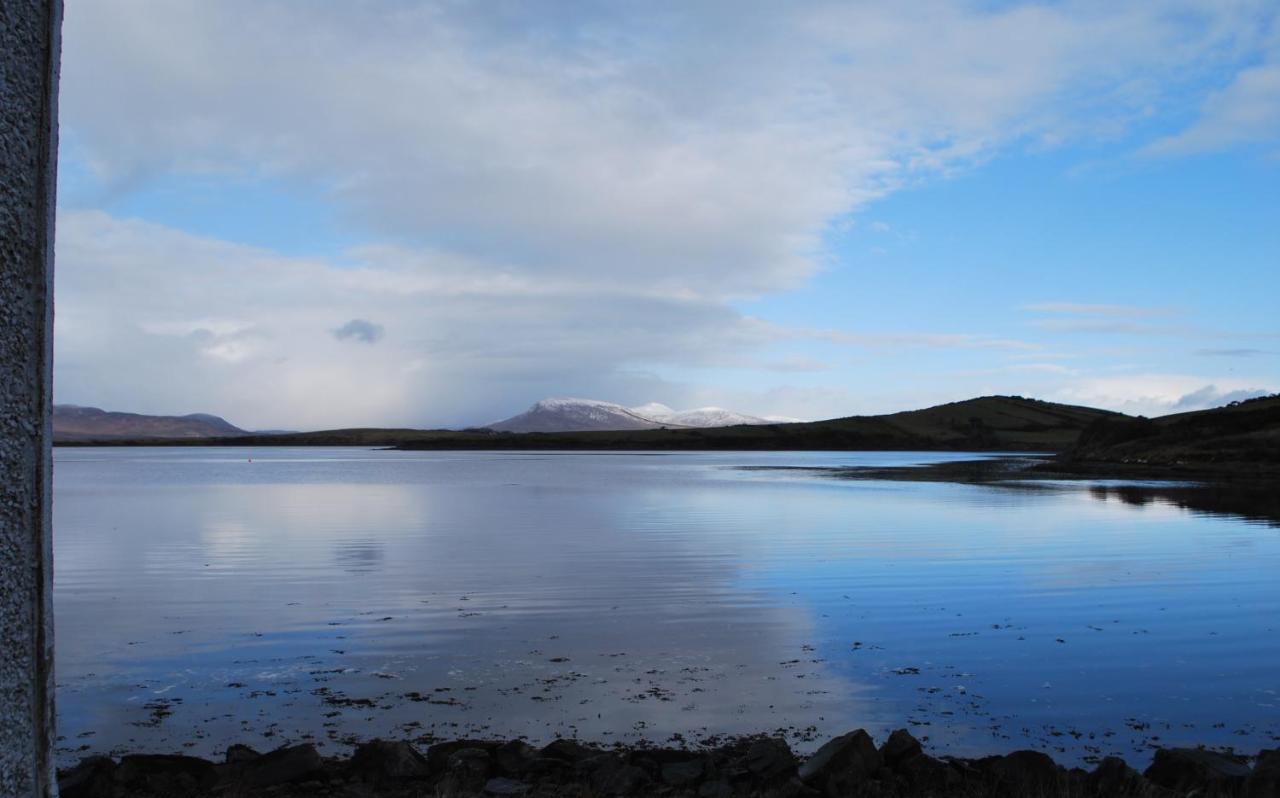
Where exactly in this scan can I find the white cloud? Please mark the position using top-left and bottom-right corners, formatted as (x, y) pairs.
(1170, 385), (1270, 410)
(1196, 348), (1269, 357)
(60, 1), (1276, 301)
(953, 363), (1079, 378)
(1024, 302), (1174, 317)
(1049, 374), (1277, 417)
(1146, 63), (1280, 155)
(810, 329), (1040, 351)
(52, 211), (777, 428)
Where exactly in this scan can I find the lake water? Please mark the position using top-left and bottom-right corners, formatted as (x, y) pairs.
(52, 447), (1280, 767)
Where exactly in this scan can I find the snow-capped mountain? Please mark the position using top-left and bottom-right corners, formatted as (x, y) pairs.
(488, 398), (795, 432)
(633, 404), (772, 428)
(489, 398), (667, 432)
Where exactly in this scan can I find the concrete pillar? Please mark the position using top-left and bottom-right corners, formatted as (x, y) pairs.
(1, 1), (62, 796)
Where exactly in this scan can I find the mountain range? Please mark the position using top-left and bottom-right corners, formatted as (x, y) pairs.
(82, 394), (1117, 453)
(488, 398), (794, 432)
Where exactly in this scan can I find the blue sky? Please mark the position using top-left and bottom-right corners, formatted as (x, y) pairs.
(53, 1), (1279, 428)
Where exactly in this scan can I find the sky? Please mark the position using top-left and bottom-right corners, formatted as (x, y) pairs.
(53, 0), (1279, 430)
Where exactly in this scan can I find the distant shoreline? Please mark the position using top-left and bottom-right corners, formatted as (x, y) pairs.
(53, 438), (1279, 482)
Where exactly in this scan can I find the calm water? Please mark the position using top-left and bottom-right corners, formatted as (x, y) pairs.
(53, 448), (1280, 767)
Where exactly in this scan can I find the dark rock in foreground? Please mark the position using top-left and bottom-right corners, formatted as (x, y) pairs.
(57, 730), (1280, 797)
(1144, 747), (1253, 792)
(797, 728), (880, 794)
(239, 743), (324, 787)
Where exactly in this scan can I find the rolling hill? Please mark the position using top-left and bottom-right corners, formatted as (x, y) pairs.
(1064, 393), (1280, 472)
(53, 405), (248, 442)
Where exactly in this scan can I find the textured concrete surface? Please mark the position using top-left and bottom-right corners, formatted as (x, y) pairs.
(1, 1), (62, 796)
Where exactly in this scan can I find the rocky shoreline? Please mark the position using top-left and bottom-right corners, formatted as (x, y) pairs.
(59, 729), (1279, 797)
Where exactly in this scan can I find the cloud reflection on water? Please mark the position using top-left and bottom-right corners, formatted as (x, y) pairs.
(52, 449), (1280, 768)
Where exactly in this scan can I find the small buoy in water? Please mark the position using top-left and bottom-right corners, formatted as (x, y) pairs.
(248, 458), (252, 463)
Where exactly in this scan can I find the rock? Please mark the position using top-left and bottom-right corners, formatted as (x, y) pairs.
(575, 752), (617, 774)
(1086, 757), (1150, 796)
(662, 758), (706, 787)
(1144, 747), (1251, 791)
(897, 753), (960, 790)
(589, 756), (653, 795)
(798, 729), (881, 794)
(641, 747), (707, 766)
(699, 779), (735, 798)
(541, 738), (597, 763)
(224, 743), (261, 764)
(1250, 749), (1280, 797)
(484, 776), (532, 796)
(447, 747), (494, 779)
(737, 737), (798, 782)
(57, 756), (116, 798)
(351, 739), (430, 781)
(1255, 749), (1280, 775)
(428, 738), (501, 770)
(494, 740), (539, 775)
(775, 776), (824, 797)
(116, 753), (218, 792)
(522, 756), (573, 779)
(880, 728), (922, 768)
(242, 743), (324, 787)
(985, 749), (1062, 793)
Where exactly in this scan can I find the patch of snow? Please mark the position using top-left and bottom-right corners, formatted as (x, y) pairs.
(489, 397), (797, 432)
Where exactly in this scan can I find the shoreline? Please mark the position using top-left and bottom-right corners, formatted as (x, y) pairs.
(53, 439), (1280, 482)
(59, 728), (1279, 797)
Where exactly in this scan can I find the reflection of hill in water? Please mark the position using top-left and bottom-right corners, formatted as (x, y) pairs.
(772, 456), (1280, 529)
(1086, 483), (1280, 529)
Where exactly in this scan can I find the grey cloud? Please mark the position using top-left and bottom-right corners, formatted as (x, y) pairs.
(332, 319), (384, 344)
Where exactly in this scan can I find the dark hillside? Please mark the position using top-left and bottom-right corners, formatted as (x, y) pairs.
(1066, 394), (1280, 473)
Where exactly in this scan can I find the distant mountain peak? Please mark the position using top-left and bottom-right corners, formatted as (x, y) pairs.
(488, 397), (787, 433)
(530, 397), (628, 412)
(629, 402), (677, 418)
(489, 398), (662, 433)
(637, 405), (772, 428)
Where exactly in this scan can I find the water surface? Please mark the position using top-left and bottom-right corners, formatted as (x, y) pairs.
(53, 448), (1280, 766)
